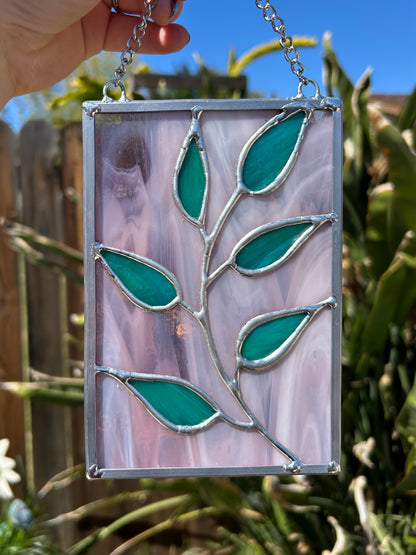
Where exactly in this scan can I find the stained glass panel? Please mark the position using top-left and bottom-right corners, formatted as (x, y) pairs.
(83, 98), (342, 478)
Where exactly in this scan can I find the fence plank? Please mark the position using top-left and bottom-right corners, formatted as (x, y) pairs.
(61, 122), (84, 469)
(0, 121), (25, 485)
(19, 120), (74, 547)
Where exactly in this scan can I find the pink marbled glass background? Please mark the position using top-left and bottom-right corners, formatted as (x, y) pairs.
(92, 108), (337, 471)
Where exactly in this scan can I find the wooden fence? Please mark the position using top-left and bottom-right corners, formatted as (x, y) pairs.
(0, 119), (140, 552)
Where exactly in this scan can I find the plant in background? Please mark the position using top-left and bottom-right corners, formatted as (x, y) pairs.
(0, 439), (58, 554)
(0, 439), (20, 500)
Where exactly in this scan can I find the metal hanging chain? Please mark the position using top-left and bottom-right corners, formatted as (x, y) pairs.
(254, 0), (320, 96)
(114, 1), (151, 83)
(255, 1), (306, 84)
(104, 0), (319, 101)
(103, 0), (153, 100)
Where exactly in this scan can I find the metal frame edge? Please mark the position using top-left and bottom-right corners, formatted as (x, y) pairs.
(82, 96), (343, 478)
(82, 107), (98, 477)
(331, 106), (343, 471)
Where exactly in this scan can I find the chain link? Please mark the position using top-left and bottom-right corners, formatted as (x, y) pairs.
(114, 0), (152, 83)
(104, 0), (318, 101)
(103, 0), (152, 100)
(255, 0), (310, 86)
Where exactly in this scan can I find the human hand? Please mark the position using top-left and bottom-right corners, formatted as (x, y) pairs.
(0, 0), (189, 109)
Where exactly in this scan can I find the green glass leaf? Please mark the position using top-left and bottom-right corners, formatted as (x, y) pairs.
(128, 378), (218, 429)
(240, 111), (307, 193)
(241, 312), (307, 362)
(98, 246), (181, 310)
(176, 138), (206, 221)
(237, 298), (336, 371)
(235, 221), (313, 272)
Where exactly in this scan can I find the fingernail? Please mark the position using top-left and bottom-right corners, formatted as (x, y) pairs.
(169, 0), (179, 18)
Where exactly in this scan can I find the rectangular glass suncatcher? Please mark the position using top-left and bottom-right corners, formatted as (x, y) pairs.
(83, 97), (342, 478)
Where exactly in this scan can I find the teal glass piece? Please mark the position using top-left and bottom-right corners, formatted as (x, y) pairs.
(128, 378), (217, 427)
(241, 312), (307, 362)
(235, 222), (313, 270)
(178, 138), (206, 220)
(242, 111), (306, 192)
(101, 249), (178, 308)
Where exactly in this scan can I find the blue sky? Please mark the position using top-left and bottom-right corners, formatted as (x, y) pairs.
(153, 0), (415, 98)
